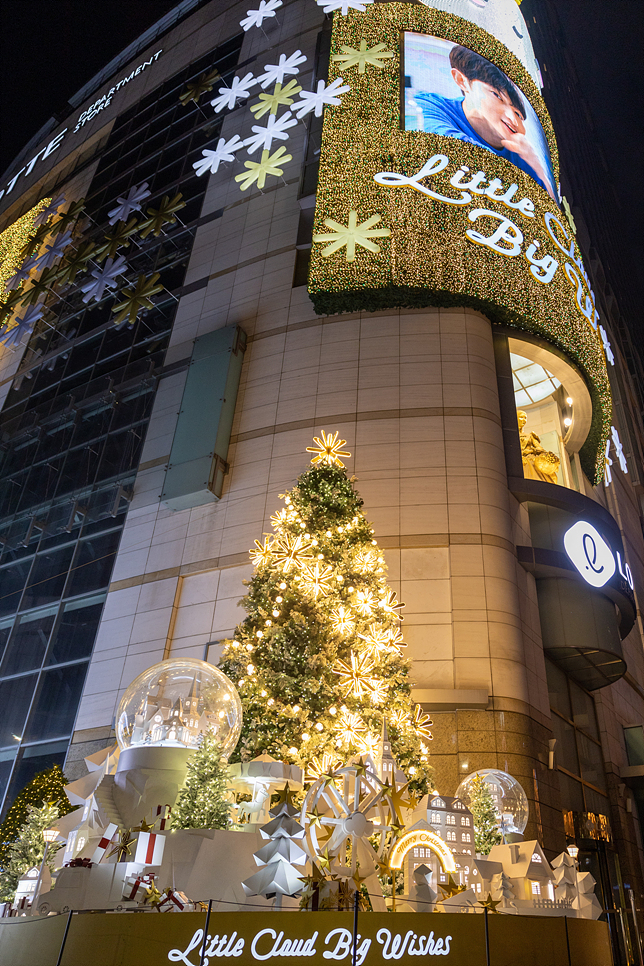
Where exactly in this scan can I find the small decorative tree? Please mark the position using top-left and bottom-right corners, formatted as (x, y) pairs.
(0, 766), (73, 870)
(0, 802), (62, 901)
(469, 774), (502, 855)
(170, 731), (232, 830)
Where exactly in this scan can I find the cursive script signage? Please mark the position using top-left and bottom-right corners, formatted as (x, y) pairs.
(563, 520), (633, 591)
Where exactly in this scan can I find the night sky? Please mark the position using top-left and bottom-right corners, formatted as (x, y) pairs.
(1, 0), (642, 344)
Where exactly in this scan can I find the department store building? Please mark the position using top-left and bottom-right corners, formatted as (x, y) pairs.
(0, 0), (643, 944)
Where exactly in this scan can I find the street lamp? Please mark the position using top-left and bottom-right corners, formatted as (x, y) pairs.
(32, 828), (59, 913)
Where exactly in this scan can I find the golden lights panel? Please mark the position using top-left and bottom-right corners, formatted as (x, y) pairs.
(309, 3), (610, 483)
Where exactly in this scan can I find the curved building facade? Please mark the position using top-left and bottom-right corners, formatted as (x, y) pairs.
(0, 0), (643, 953)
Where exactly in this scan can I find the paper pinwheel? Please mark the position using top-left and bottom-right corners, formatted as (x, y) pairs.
(192, 135), (245, 176)
(107, 183), (151, 225)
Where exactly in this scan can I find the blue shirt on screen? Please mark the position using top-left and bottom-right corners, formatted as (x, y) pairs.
(414, 91), (549, 194)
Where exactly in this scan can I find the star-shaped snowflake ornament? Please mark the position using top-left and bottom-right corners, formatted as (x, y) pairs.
(192, 135), (245, 176)
(107, 183), (151, 225)
(34, 231), (74, 271)
(179, 68), (221, 107)
(4, 263), (32, 292)
(234, 146), (292, 191)
(257, 50), (307, 89)
(313, 211), (390, 261)
(80, 255), (128, 304)
(292, 77), (350, 118)
(244, 111), (297, 154)
(332, 40), (394, 73)
(251, 80), (302, 119)
(111, 273), (164, 328)
(210, 72), (257, 112)
(0, 303), (46, 347)
(240, 0), (282, 31)
(138, 193), (185, 239)
(33, 194), (66, 227)
(316, 0), (373, 13)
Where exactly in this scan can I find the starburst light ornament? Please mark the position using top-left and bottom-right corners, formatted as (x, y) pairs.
(244, 111), (298, 154)
(337, 710), (368, 751)
(210, 72), (257, 112)
(0, 303), (46, 347)
(251, 80), (301, 119)
(300, 561), (335, 598)
(316, 0), (373, 15)
(257, 50), (306, 89)
(193, 135), (245, 176)
(271, 533), (315, 573)
(234, 146), (292, 191)
(333, 652), (376, 699)
(354, 588), (376, 616)
(111, 273), (164, 329)
(79, 255), (128, 304)
(306, 430), (351, 467)
(306, 753), (341, 784)
(33, 194), (65, 227)
(250, 536), (274, 568)
(292, 77), (350, 119)
(331, 40), (394, 74)
(313, 211), (390, 262)
(34, 231), (74, 271)
(380, 589), (404, 620)
(107, 183), (151, 225)
(413, 706), (433, 741)
(330, 605), (355, 636)
(357, 625), (395, 659)
(240, 0), (282, 31)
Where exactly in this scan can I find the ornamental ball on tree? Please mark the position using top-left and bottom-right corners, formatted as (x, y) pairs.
(220, 431), (433, 792)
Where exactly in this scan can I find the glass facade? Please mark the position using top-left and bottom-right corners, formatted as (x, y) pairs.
(0, 34), (243, 815)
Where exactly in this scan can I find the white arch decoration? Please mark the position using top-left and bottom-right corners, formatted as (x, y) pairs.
(388, 828), (457, 872)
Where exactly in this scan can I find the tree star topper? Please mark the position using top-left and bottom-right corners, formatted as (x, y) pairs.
(331, 40), (394, 74)
(313, 211), (390, 262)
(306, 430), (351, 467)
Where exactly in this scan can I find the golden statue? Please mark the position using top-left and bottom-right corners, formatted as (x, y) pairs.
(517, 410), (560, 484)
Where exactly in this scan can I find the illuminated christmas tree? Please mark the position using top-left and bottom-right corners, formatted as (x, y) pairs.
(469, 774), (502, 855)
(221, 432), (433, 792)
(0, 802), (62, 901)
(170, 732), (232, 830)
(0, 766), (73, 872)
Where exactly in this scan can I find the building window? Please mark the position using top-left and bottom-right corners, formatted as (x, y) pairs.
(531, 881), (541, 896)
(430, 811), (441, 823)
(447, 831), (456, 842)
(462, 832), (471, 843)
(461, 816), (470, 826)
(446, 814), (456, 825)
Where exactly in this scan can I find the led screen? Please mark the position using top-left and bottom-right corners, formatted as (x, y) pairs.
(403, 32), (557, 200)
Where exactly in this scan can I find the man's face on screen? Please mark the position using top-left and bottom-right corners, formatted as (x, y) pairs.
(452, 69), (526, 148)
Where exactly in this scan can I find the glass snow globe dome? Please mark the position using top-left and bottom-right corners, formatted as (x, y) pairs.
(116, 658), (242, 757)
(456, 768), (529, 836)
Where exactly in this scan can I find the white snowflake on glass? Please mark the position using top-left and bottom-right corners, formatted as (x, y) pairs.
(107, 183), (151, 225)
(34, 231), (74, 271)
(4, 263), (32, 292)
(33, 194), (66, 227)
(0, 303), (45, 347)
(192, 135), (245, 176)
(316, 0), (373, 13)
(256, 50), (307, 89)
(79, 255), (128, 304)
(611, 426), (628, 473)
(240, 0), (282, 31)
(292, 77), (350, 118)
(244, 111), (298, 154)
(211, 73), (257, 112)
(604, 438), (613, 487)
(599, 324), (615, 365)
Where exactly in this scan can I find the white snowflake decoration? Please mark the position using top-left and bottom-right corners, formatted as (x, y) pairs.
(240, 0), (282, 31)
(316, 0), (373, 13)
(604, 438), (613, 487)
(244, 111), (297, 154)
(257, 50), (307, 89)
(34, 231), (74, 271)
(0, 303), (46, 347)
(33, 194), (66, 227)
(107, 183), (151, 225)
(192, 135), (245, 176)
(80, 256), (128, 304)
(611, 426), (628, 473)
(4, 263), (32, 292)
(211, 73), (257, 112)
(292, 77), (350, 118)
(599, 324), (615, 365)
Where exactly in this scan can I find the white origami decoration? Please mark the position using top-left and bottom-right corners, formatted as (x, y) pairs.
(192, 135), (246, 176)
(599, 324), (615, 365)
(0, 303), (46, 347)
(79, 256), (128, 304)
(244, 111), (298, 154)
(611, 426), (628, 473)
(211, 73), (257, 112)
(316, 0), (373, 13)
(257, 50), (307, 89)
(33, 194), (66, 227)
(107, 183), (151, 225)
(604, 438), (613, 487)
(34, 231), (74, 271)
(4, 263), (32, 292)
(292, 77), (350, 118)
(240, 0), (282, 31)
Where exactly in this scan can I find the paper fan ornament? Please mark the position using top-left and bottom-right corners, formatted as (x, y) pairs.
(107, 183), (151, 225)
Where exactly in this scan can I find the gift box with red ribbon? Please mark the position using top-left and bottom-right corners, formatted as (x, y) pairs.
(155, 888), (190, 912)
(65, 857), (93, 869)
(134, 830), (165, 866)
(90, 823), (118, 864)
(123, 872), (156, 903)
(155, 804), (172, 831)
